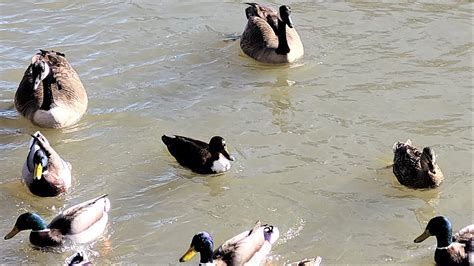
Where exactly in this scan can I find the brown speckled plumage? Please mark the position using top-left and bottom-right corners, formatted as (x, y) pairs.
(392, 139), (444, 188)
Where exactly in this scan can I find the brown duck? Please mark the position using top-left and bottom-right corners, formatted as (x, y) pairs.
(392, 139), (444, 188)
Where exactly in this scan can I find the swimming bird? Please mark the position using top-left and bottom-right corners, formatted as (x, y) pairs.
(240, 3), (304, 63)
(15, 50), (88, 128)
(179, 221), (279, 265)
(4, 194), (110, 248)
(22, 131), (71, 197)
(161, 135), (235, 174)
(392, 139), (444, 188)
(66, 251), (92, 265)
(414, 216), (473, 265)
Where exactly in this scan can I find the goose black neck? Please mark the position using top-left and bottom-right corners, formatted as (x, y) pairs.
(40, 75), (55, 110)
(275, 19), (290, 55)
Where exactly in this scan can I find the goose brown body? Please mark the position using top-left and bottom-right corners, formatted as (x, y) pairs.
(15, 50), (88, 128)
(240, 3), (304, 63)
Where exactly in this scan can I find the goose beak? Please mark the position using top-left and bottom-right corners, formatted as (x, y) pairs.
(34, 163), (43, 180)
(414, 229), (431, 243)
(4, 226), (20, 240)
(179, 246), (197, 262)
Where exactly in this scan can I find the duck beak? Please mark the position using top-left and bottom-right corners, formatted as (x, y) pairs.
(34, 163), (43, 180)
(222, 148), (235, 161)
(414, 229), (431, 243)
(4, 226), (20, 240)
(179, 246), (197, 262)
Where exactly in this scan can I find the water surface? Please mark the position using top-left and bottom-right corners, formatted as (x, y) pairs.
(0, 1), (472, 264)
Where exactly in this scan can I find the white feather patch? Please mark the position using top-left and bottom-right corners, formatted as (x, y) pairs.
(211, 154), (232, 173)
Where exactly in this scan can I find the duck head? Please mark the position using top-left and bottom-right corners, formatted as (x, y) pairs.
(420, 147), (437, 173)
(4, 212), (48, 240)
(179, 231), (214, 263)
(279, 5), (293, 28)
(32, 148), (49, 180)
(414, 216), (453, 247)
(209, 136), (235, 161)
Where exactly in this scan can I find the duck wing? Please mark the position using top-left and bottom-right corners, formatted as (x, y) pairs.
(48, 194), (110, 235)
(453, 224), (474, 243)
(162, 135), (211, 168)
(214, 221), (268, 265)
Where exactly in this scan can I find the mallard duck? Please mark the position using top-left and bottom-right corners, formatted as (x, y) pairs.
(4, 194), (110, 248)
(392, 139), (444, 188)
(414, 216), (473, 265)
(240, 3), (304, 63)
(22, 131), (71, 197)
(179, 221), (279, 265)
(66, 251), (92, 265)
(161, 135), (235, 174)
(15, 50), (88, 128)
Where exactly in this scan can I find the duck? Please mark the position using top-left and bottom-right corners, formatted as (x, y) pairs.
(240, 3), (304, 63)
(179, 221), (279, 265)
(392, 139), (444, 188)
(66, 251), (92, 265)
(4, 194), (110, 248)
(22, 131), (72, 197)
(414, 216), (473, 265)
(161, 135), (235, 174)
(15, 50), (88, 128)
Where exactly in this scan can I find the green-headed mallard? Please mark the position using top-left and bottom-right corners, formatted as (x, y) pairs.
(414, 216), (473, 265)
(162, 135), (235, 174)
(240, 3), (304, 63)
(22, 131), (72, 197)
(392, 139), (444, 188)
(4, 194), (110, 248)
(179, 221), (279, 265)
(15, 50), (88, 128)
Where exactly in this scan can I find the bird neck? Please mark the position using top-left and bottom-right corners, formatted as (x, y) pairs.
(199, 248), (214, 264)
(40, 75), (55, 110)
(435, 230), (452, 248)
(275, 19), (290, 55)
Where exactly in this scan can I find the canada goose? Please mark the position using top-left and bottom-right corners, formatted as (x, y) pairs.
(179, 221), (279, 265)
(4, 194), (110, 248)
(161, 135), (235, 174)
(414, 216), (473, 265)
(392, 139), (444, 189)
(15, 50), (88, 128)
(240, 3), (304, 63)
(22, 131), (72, 197)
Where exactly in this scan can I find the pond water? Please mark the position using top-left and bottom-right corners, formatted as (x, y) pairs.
(0, 1), (472, 264)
